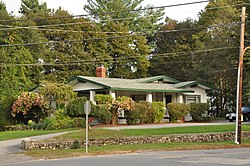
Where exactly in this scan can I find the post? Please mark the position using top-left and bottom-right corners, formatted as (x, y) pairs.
(235, 7), (246, 144)
(86, 108), (88, 153)
(84, 101), (91, 154)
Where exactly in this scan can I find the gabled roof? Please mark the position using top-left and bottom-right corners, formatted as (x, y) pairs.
(71, 76), (194, 93)
(175, 81), (211, 90)
(135, 75), (181, 84)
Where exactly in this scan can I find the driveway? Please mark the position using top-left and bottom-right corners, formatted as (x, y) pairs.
(0, 132), (71, 166)
(100, 120), (243, 130)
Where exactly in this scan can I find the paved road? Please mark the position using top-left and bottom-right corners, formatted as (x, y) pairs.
(7, 148), (250, 166)
(1, 121), (249, 165)
(0, 132), (71, 166)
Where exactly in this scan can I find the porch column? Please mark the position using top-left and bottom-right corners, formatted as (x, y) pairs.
(163, 92), (166, 108)
(90, 91), (96, 104)
(177, 93), (184, 103)
(109, 90), (116, 100)
(146, 93), (153, 103)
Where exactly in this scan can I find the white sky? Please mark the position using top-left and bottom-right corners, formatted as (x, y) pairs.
(2, 0), (208, 21)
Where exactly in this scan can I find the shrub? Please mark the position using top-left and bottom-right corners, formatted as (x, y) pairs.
(189, 103), (210, 122)
(94, 94), (113, 104)
(31, 122), (48, 130)
(167, 103), (190, 122)
(0, 95), (17, 131)
(91, 104), (112, 124)
(43, 109), (74, 130)
(11, 92), (50, 123)
(73, 117), (86, 128)
(108, 96), (135, 125)
(70, 140), (81, 149)
(151, 102), (165, 123)
(65, 97), (88, 117)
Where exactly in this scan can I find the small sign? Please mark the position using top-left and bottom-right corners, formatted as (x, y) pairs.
(84, 101), (91, 115)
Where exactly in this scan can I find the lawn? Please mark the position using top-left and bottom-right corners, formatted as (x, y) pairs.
(47, 124), (250, 141)
(0, 129), (75, 141)
(14, 124), (250, 159)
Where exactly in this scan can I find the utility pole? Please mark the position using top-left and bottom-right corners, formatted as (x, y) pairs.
(236, 7), (246, 144)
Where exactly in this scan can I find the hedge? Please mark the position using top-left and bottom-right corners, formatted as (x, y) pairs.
(189, 103), (210, 122)
(167, 102), (190, 122)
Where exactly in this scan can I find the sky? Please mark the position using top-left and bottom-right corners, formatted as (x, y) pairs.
(1, 0), (209, 21)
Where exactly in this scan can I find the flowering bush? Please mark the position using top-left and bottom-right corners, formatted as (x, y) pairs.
(108, 96), (135, 125)
(108, 96), (135, 111)
(11, 92), (50, 123)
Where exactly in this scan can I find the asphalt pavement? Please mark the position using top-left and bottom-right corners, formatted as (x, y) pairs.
(0, 132), (72, 166)
(7, 148), (250, 166)
(1, 120), (249, 165)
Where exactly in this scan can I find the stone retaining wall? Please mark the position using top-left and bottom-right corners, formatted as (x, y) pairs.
(21, 132), (250, 150)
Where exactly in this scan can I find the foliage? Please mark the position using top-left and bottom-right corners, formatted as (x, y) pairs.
(11, 92), (50, 123)
(91, 104), (112, 124)
(0, 95), (16, 131)
(94, 94), (113, 104)
(72, 117), (86, 128)
(108, 96), (135, 125)
(84, 0), (164, 78)
(126, 102), (149, 124)
(151, 102), (165, 123)
(70, 140), (81, 149)
(149, 18), (197, 81)
(43, 109), (74, 130)
(65, 97), (88, 117)
(108, 96), (135, 111)
(39, 81), (77, 108)
(126, 101), (164, 124)
(167, 103), (190, 122)
(189, 103), (210, 122)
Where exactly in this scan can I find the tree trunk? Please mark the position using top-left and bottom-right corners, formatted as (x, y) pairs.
(111, 108), (118, 125)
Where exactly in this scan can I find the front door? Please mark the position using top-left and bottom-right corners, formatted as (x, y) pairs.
(165, 95), (172, 106)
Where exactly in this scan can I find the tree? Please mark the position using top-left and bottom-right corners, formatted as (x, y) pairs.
(38, 81), (77, 108)
(84, 0), (164, 78)
(0, 2), (37, 103)
(149, 17), (198, 81)
(194, 0), (240, 115)
(108, 96), (135, 125)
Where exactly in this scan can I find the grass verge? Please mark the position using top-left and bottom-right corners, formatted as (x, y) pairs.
(25, 140), (250, 160)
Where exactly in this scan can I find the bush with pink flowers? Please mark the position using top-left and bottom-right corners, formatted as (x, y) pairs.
(12, 92), (50, 123)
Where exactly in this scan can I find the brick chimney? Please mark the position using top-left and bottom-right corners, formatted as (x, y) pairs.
(96, 66), (106, 78)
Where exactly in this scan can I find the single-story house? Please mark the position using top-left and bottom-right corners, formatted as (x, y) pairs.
(69, 66), (211, 121)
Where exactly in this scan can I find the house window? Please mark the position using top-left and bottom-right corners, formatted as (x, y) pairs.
(185, 95), (201, 104)
(131, 95), (146, 102)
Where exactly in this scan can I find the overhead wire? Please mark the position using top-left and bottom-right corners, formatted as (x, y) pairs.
(0, 46), (239, 67)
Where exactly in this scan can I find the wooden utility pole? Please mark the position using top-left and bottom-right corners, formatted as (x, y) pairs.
(236, 7), (246, 144)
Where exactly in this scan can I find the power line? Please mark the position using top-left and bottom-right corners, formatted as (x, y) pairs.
(0, 34), (141, 47)
(0, 20), (242, 48)
(0, 46), (239, 67)
(0, 19), (240, 35)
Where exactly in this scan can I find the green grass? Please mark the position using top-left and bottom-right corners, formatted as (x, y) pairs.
(49, 124), (250, 141)
(25, 140), (250, 159)
(0, 129), (75, 141)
